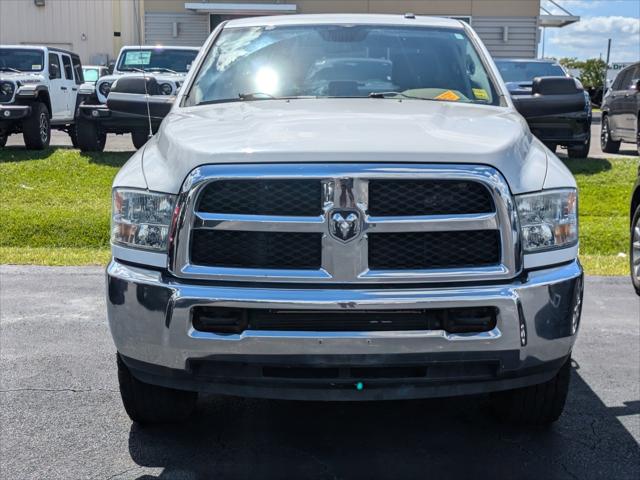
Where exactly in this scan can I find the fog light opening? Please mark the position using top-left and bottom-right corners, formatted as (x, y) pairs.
(571, 278), (583, 335)
(517, 301), (527, 346)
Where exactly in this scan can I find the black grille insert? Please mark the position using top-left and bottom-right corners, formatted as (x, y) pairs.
(197, 180), (322, 216)
(368, 180), (494, 216)
(368, 230), (501, 269)
(192, 306), (498, 334)
(190, 230), (322, 269)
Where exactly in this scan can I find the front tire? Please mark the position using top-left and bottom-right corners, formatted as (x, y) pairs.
(0, 132), (6, 148)
(76, 117), (106, 152)
(631, 205), (640, 295)
(544, 142), (557, 153)
(601, 115), (621, 153)
(22, 102), (50, 150)
(491, 356), (571, 425)
(131, 129), (149, 150)
(117, 354), (197, 425)
(567, 134), (591, 159)
(68, 124), (79, 148)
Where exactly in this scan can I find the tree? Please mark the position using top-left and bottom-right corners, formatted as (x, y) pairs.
(577, 59), (607, 89)
(558, 57), (582, 69)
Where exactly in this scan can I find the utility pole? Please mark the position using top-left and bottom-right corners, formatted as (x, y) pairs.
(603, 39), (611, 90)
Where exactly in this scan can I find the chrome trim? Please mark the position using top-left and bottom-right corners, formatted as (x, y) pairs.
(523, 244), (579, 269)
(170, 164), (521, 284)
(111, 243), (168, 268)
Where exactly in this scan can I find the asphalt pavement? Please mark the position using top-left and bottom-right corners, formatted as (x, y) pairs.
(0, 266), (638, 480)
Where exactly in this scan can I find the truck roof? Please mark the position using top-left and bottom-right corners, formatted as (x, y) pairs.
(119, 45), (201, 51)
(0, 44), (80, 58)
(224, 14), (465, 29)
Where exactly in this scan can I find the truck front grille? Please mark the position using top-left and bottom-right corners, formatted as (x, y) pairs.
(173, 164), (518, 283)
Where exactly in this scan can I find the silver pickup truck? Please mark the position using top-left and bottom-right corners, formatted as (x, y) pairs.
(107, 14), (583, 426)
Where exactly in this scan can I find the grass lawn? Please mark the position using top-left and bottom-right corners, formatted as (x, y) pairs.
(0, 147), (637, 275)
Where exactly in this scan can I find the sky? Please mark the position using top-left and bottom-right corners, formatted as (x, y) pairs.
(541, 0), (640, 62)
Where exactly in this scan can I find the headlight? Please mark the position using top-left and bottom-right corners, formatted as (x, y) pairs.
(160, 82), (173, 95)
(98, 81), (112, 97)
(0, 81), (15, 97)
(516, 189), (578, 253)
(111, 189), (177, 251)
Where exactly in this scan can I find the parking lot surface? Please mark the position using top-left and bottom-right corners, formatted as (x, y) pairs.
(0, 266), (638, 479)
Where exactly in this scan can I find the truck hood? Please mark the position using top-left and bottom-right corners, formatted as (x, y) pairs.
(126, 99), (558, 194)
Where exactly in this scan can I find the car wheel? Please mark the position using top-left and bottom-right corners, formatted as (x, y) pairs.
(544, 142), (557, 153)
(636, 120), (639, 156)
(68, 124), (79, 148)
(76, 117), (106, 152)
(567, 134), (591, 159)
(131, 129), (149, 150)
(22, 102), (51, 150)
(601, 115), (620, 153)
(631, 205), (640, 295)
(490, 355), (571, 425)
(0, 132), (7, 148)
(117, 354), (197, 425)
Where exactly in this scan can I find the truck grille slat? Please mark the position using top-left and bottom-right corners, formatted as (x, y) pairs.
(368, 179), (494, 216)
(368, 231), (501, 269)
(198, 179), (322, 216)
(191, 230), (322, 269)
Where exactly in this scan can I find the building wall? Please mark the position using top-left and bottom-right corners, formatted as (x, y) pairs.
(143, 0), (540, 58)
(0, 0), (140, 64)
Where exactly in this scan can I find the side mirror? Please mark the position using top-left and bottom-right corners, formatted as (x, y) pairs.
(106, 77), (174, 120)
(512, 76), (585, 119)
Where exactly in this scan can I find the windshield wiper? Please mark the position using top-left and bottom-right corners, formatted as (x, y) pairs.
(368, 91), (426, 100)
(146, 67), (178, 74)
(238, 92), (277, 100)
(0, 67), (21, 73)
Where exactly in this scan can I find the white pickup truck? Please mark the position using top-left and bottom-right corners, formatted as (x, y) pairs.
(107, 15), (583, 426)
(0, 45), (85, 149)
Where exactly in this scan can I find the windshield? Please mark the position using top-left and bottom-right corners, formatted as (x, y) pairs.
(495, 61), (566, 83)
(186, 25), (499, 106)
(0, 48), (44, 72)
(83, 67), (101, 82)
(117, 48), (198, 73)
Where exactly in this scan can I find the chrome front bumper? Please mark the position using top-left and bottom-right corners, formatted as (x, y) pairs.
(107, 259), (583, 400)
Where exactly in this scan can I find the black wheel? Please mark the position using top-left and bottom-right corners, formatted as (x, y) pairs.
(22, 102), (50, 150)
(631, 205), (640, 296)
(68, 124), (79, 148)
(491, 356), (571, 425)
(601, 115), (621, 153)
(544, 142), (557, 153)
(117, 354), (197, 425)
(131, 129), (149, 150)
(636, 120), (639, 156)
(76, 117), (106, 152)
(0, 133), (6, 148)
(567, 134), (591, 159)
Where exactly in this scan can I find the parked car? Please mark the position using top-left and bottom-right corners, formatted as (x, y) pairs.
(0, 45), (86, 149)
(108, 15), (583, 426)
(601, 61), (640, 155)
(76, 45), (200, 151)
(82, 65), (109, 84)
(495, 58), (592, 158)
(631, 165), (640, 295)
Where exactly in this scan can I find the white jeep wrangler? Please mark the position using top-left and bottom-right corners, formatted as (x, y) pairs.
(76, 45), (199, 151)
(0, 45), (85, 149)
(108, 15), (584, 426)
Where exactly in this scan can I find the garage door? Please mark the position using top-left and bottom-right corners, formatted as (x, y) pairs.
(145, 12), (209, 47)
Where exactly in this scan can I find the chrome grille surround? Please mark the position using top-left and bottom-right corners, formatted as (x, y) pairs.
(170, 164), (521, 284)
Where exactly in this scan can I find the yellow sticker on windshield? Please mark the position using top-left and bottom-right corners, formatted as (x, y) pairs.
(473, 88), (489, 100)
(434, 90), (460, 101)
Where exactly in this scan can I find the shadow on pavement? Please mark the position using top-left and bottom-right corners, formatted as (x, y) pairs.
(126, 367), (639, 480)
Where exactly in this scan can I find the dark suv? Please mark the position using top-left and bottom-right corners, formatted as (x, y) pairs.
(496, 59), (591, 158)
(601, 62), (640, 155)
(631, 166), (640, 295)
